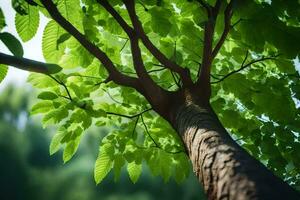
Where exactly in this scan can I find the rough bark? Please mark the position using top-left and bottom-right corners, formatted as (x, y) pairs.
(173, 103), (300, 200)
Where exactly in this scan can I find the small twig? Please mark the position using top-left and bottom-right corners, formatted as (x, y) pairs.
(121, 66), (167, 75)
(48, 74), (73, 101)
(58, 94), (71, 101)
(241, 50), (249, 67)
(210, 74), (221, 80)
(102, 88), (124, 105)
(132, 115), (140, 138)
(140, 114), (185, 154)
(212, 54), (280, 84)
(94, 76), (112, 86)
(171, 71), (181, 88)
(140, 114), (159, 147)
(232, 18), (243, 28)
(120, 39), (129, 52)
(106, 108), (152, 119)
(148, 67), (166, 74)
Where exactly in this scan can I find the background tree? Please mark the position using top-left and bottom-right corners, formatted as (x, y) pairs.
(1, 0), (300, 199)
(0, 85), (205, 200)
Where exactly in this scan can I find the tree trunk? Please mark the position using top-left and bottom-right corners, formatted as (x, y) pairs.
(173, 103), (300, 200)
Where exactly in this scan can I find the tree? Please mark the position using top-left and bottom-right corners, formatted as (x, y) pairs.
(1, 0), (300, 199)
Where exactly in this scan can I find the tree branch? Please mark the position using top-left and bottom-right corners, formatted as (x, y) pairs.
(140, 114), (159, 147)
(195, 0), (212, 17)
(96, 0), (134, 37)
(211, 0), (233, 59)
(195, 0), (227, 101)
(122, 0), (193, 86)
(0, 52), (61, 74)
(40, 0), (142, 92)
(96, 0), (164, 100)
(106, 108), (152, 119)
(211, 54), (279, 84)
(48, 75), (73, 101)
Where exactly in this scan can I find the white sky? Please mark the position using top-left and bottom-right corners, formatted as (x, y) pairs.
(0, 1), (48, 91)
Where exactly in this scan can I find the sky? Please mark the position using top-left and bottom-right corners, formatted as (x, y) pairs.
(0, 1), (48, 91)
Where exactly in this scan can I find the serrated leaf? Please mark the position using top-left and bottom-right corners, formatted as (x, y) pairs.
(15, 5), (39, 42)
(113, 155), (125, 182)
(49, 130), (65, 155)
(0, 8), (5, 30)
(27, 73), (57, 88)
(42, 20), (66, 63)
(174, 154), (190, 183)
(63, 136), (81, 163)
(127, 161), (142, 184)
(37, 91), (58, 100)
(31, 101), (54, 115)
(42, 107), (69, 127)
(0, 32), (23, 57)
(147, 150), (160, 176)
(0, 65), (8, 84)
(94, 143), (114, 184)
(160, 151), (172, 182)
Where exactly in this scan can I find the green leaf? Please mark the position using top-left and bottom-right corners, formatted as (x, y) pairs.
(127, 161), (142, 184)
(0, 8), (6, 30)
(42, 107), (69, 127)
(12, 0), (28, 15)
(94, 143), (114, 184)
(0, 32), (24, 57)
(31, 101), (55, 115)
(0, 65), (8, 84)
(63, 136), (81, 163)
(160, 151), (172, 182)
(37, 91), (58, 100)
(149, 7), (172, 37)
(49, 129), (65, 155)
(45, 64), (63, 74)
(113, 155), (125, 182)
(42, 20), (66, 63)
(174, 154), (190, 183)
(27, 73), (57, 88)
(15, 5), (39, 42)
(56, 33), (71, 49)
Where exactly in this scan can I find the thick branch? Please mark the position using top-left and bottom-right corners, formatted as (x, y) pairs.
(96, 0), (134, 37)
(40, 0), (142, 92)
(96, 0), (161, 94)
(122, 0), (193, 86)
(211, 0), (233, 59)
(130, 36), (158, 87)
(0, 52), (61, 74)
(195, 0), (227, 101)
